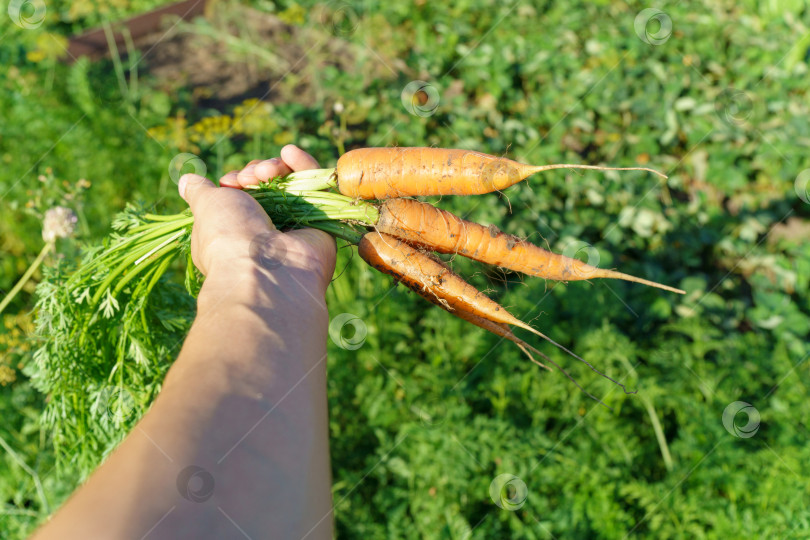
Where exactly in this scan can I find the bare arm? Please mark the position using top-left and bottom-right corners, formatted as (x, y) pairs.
(33, 146), (337, 540)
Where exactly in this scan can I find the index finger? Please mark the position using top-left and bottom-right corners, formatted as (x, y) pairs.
(280, 144), (320, 172)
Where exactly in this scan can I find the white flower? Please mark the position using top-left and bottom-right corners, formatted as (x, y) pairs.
(42, 206), (78, 244)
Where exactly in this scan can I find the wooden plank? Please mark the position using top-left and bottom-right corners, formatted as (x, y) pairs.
(66, 0), (207, 61)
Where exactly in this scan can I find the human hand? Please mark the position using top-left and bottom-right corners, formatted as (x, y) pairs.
(35, 146), (337, 540)
(178, 145), (337, 297)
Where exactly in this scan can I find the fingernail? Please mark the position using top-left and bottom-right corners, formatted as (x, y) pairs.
(178, 174), (202, 200)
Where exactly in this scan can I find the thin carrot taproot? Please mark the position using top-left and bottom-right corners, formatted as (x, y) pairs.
(336, 147), (665, 199)
(416, 290), (551, 371)
(355, 230), (550, 366)
(358, 231), (630, 404)
(357, 231), (635, 402)
(449, 309), (623, 405)
(375, 198), (684, 294)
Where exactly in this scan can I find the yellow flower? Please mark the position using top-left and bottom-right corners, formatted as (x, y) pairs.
(189, 115), (233, 146)
(273, 131), (294, 145)
(31, 33), (69, 62)
(233, 99), (276, 137)
(26, 50), (46, 63)
(0, 365), (15, 386)
(278, 3), (306, 25)
(148, 113), (196, 152)
(68, 0), (96, 20)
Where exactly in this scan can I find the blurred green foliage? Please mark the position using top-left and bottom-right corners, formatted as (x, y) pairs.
(2, 0), (810, 538)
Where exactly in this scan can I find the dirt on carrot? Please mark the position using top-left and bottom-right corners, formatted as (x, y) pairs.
(357, 231), (636, 405)
(375, 198), (685, 294)
(336, 147), (666, 199)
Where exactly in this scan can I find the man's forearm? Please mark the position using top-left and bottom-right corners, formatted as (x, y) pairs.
(34, 264), (334, 539)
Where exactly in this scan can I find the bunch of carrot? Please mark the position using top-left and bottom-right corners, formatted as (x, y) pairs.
(34, 146), (682, 407)
(252, 146), (683, 400)
(23, 145), (685, 467)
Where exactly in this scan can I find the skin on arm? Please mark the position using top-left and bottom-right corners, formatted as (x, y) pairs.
(33, 145), (337, 540)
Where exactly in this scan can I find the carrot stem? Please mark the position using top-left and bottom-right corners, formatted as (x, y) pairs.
(244, 168), (337, 192)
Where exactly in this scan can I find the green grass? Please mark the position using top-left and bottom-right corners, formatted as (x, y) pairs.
(2, 0), (810, 538)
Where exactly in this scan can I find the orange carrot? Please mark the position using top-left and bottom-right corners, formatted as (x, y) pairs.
(336, 147), (665, 199)
(376, 198), (684, 294)
(355, 231), (545, 362)
(359, 232), (619, 364)
(358, 231), (533, 332)
(417, 290), (551, 371)
(357, 231), (632, 404)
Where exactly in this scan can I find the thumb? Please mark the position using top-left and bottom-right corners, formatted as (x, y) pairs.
(178, 173), (216, 211)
